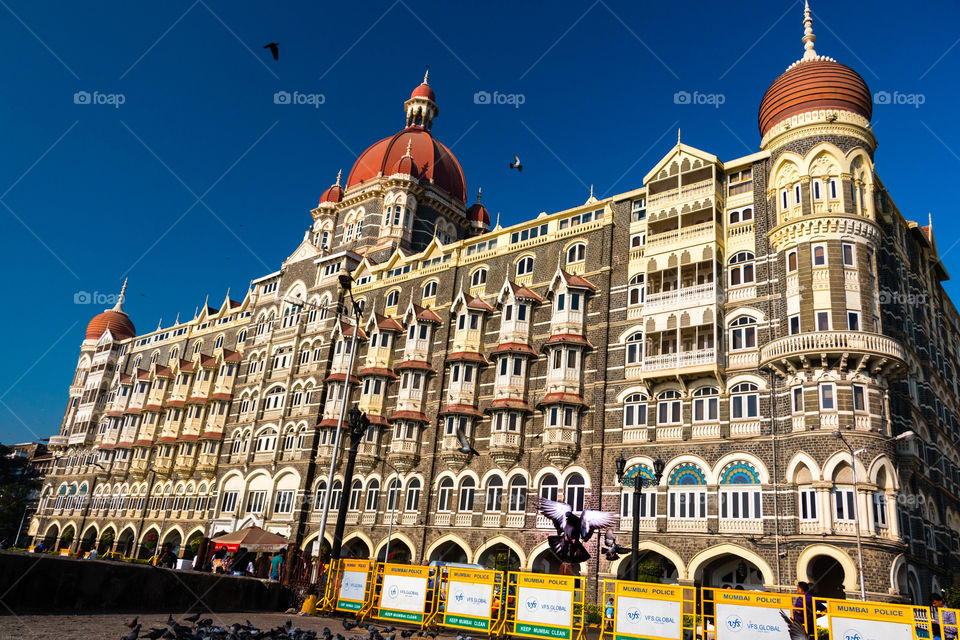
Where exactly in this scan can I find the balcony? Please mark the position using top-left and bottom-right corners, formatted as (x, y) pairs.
(719, 519), (763, 534)
(643, 283), (715, 312)
(543, 426), (579, 466)
(505, 513), (525, 528)
(387, 438), (420, 471)
(642, 348), (718, 377)
(490, 431), (523, 468)
(440, 435), (471, 471)
(646, 221), (718, 252)
(619, 517), (656, 532)
(760, 331), (907, 378)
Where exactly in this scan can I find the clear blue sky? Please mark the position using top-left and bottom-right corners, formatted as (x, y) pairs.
(2, 0), (959, 444)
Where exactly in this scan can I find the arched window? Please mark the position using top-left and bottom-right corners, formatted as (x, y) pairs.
(385, 290), (399, 308)
(485, 476), (504, 512)
(330, 480), (342, 511)
(422, 280), (438, 299)
(264, 386), (285, 410)
(565, 474), (585, 512)
(471, 268), (487, 287)
(629, 274), (645, 306)
(193, 340), (203, 355)
(405, 478), (421, 512)
(365, 479), (380, 511)
(214, 335), (224, 350)
(625, 332), (644, 364)
(729, 317), (757, 351)
(508, 476), (527, 512)
(133, 356), (142, 370)
(517, 256), (534, 277)
(729, 251), (755, 286)
(729, 207), (753, 224)
(719, 461), (761, 520)
(540, 475), (559, 502)
(150, 351), (159, 365)
(170, 347), (179, 362)
(387, 479), (401, 511)
(623, 393), (648, 428)
(566, 243), (585, 265)
(692, 387), (719, 422)
(657, 390), (682, 425)
(458, 478), (476, 512)
(437, 478), (453, 512)
(237, 329), (247, 344)
(349, 479), (363, 511)
(255, 428), (277, 452)
(730, 382), (759, 419)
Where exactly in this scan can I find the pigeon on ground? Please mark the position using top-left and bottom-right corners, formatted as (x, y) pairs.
(401, 631), (416, 638)
(121, 624), (141, 640)
(184, 612), (201, 623)
(125, 617), (139, 629)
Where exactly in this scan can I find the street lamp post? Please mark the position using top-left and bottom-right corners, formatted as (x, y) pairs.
(330, 407), (370, 561)
(311, 267), (364, 557)
(615, 454), (665, 582)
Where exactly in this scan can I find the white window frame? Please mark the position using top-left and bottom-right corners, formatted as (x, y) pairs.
(819, 383), (836, 411)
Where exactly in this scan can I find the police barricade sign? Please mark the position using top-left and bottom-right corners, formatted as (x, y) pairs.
(336, 559), (372, 612)
(824, 599), (927, 640)
(439, 567), (502, 632)
(703, 587), (799, 640)
(601, 581), (694, 640)
(506, 572), (584, 640)
(374, 563), (432, 624)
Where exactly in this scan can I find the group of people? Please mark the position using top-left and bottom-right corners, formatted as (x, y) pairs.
(207, 546), (284, 580)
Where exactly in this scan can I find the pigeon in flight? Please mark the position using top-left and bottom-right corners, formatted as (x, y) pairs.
(509, 154), (522, 172)
(601, 530), (633, 561)
(779, 611), (809, 640)
(539, 498), (617, 564)
(456, 424), (479, 456)
(264, 42), (280, 60)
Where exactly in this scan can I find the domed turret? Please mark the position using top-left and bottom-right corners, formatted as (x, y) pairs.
(85, 279), (135, 341)
(318, 169), (344, 205)
(466, 188), (490, 232)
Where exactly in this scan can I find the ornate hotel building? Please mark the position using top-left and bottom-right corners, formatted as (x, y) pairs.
(29, 5), (960, 603)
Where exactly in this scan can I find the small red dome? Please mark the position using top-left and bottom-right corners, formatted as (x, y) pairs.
(346, 127), (466, 202)
(318, 183), (344, 204)
(467, 190), (490, 228)
(391, 153), (420, 178)
(411, 83), (435, 102)
(759, 59), (871, 136)
(86, 310), (135, 341)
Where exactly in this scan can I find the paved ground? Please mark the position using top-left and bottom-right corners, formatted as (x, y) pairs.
(0, 612), (473, 640)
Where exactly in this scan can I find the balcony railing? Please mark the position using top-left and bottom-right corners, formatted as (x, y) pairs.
(642, 348), (717, 373)
(643, 283), (715, 311)
(646, 221), (717, 251)
(760, 331), (907, 370)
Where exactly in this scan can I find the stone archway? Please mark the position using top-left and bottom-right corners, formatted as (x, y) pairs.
(116, 527), (136, 557)
(377, 538), (414, 564)
(80, 526), (98, 554)
(42, 524), (59, 550)
(98, 527), (116, 555)
(477, 543), (523, 573)
(184, 530), (204, 560)
(59, 524), (75, 551)
(342, 537), (371, 560)
(807, 555), (847, 600)
(426, 537), (471, 565)
(615, 549), (681, 584)
(530, 547), (571, 575)
(161, 529), (183, 558)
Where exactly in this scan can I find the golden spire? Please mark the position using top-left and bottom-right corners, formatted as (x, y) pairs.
(802, 0), (818, 61)
(111, 278), (128, 312)
(335, 169), (342, 186)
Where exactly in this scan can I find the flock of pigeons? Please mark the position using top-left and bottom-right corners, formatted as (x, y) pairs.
(118, 615), (465, 640)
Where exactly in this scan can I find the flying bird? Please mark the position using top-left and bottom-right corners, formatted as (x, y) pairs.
(779, 611), (809, 640)
(264, 42), (279, 60)
(509, 154), (523, 172)
(539, 498), (617, 564)
(456, 425), (479, 456)
(601, 530), (633, 561)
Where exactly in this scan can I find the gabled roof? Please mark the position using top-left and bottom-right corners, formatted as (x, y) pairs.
(549, 268), (598, 293)
(368, 312), (404, 333)
(404, 302), (442, 325)
(498, 279), (543, 304)
(643, 141), (720, 185)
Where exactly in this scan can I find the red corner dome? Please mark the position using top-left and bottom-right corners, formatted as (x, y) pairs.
(318, 169), (344, 205)
(411, 83), (435, 102)
(466, 188), (490, 228)
(346, 127), (467, 202)
(758, 58), (871, 136)
(86, 310), (135, 341)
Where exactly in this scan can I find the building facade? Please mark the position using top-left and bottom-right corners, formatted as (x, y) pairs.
(29, 6), (960, 603)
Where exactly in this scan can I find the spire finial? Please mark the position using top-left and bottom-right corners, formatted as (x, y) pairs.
(404, 139), (413, 158)
(802, 0), (818, 60)
(476, 187), (482, 202)
(112, 278), (128, 312)
(677, 128), (681, 145)
(589, 184), (594, 199)
(423, 65), (430, 85)
(335, 169), (342, 186)
(494, 211), (501, 229)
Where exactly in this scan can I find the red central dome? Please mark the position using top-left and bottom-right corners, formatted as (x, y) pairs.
(758, 58), (872, 136)
(86, 310), (135, 341)
(346, 127), (467, 203)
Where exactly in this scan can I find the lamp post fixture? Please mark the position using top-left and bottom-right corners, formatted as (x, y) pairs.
(313, 267), (364, 558)
(615, 454), (665, 582)
(330, 406), (370, 561)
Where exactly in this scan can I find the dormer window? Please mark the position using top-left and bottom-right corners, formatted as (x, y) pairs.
(555, 292), (582, 313)
(457, 312), (481, 331)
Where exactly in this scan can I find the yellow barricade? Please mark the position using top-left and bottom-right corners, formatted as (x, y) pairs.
(368, 563), (435, 627)
(502, 571), (584, 640)
(820, 597), (931, 640)
(430, 566), (504, 634)
(931, 607), (960, 640)
(600, 580), (695, 640)
(701, 587), (806, 640)
(325, 559), (373, 614)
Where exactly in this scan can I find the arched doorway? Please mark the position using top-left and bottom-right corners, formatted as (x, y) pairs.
(342, 537), (371, 560)
(696, 554), (764, 590)
(98, 528), (116, 555)
(377, 539), (413, 564)
(137, 529), (159, 559)
(531, 548), (572, 575)
(161, 530), (183, 558)
(183, 531), (204, 560)
(808, 555), (846, 600)
(617, 550), (680, 584)
(477, 543), (522, 573)
(42, 524), (59, 550)
(116, 528), (136, 556)
(59, 525), (75, 551)
(80, 526), (97, 554)
(428, 540), (469, 565)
